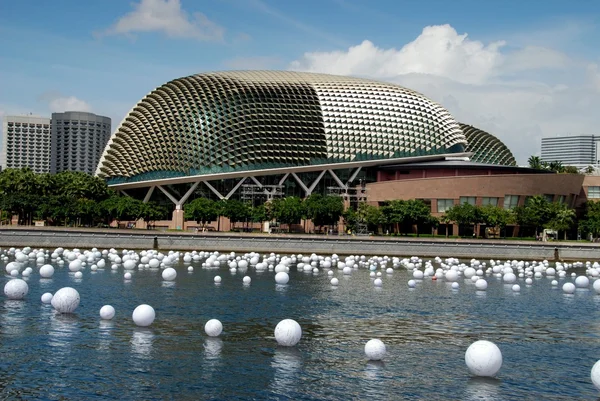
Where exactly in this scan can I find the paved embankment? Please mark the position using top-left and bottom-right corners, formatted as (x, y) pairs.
(0, 227), (599, 260)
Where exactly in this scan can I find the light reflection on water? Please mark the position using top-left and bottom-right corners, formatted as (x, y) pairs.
(0, 257), (600, 399)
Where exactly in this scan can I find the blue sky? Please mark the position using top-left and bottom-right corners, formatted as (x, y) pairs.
(1, 0), (600, 163)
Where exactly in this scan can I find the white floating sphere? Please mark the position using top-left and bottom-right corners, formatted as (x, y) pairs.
(74, 271), (83, 279)
(243, 276), (251, 285)
(275, 271), (290, 284)
(386, 268), (393, 274)
(39, 264), (55, 278)
(343, 266), (352, 275)
(187, 266), (194, 272)
(4, 279), (29, 300)
(51, 287), (80, 313)
(563, 282), (576, 294)
(41, 292), (53, 304)
(204, 319), (223, 337)
(593, 279), (600, 294)
(124, 272), (132, 280)
(10, 270), (18, 277)
(100, 305), (116, 320)
(364, 339), (386, 361)
(162, 267), (177, 281)
(408, 279), (416, 288)
(451, 282), (459, 290)
(525, 278), (533, 285)
(214, 276), (222, 284)
(374, 278), (383, 287)
(546, 267), (556, 276)
(132, 304), (155, 327)
(591, 360), (600, 390)
(68, 259), (82, 272)
(148, 259), (160, 268)
(463, 267), (476, 279)
(512, 284), (521, 292)
(123, 260), (136, 270)
(5, 262), (21, 274)
(274, 319), (302, 346)
(503, 273), (517, 283)
(445, 270), (458, 282)
(413, 270), (424, 280)
(465, 340), (503, 377)
(575, 275), (590, 288)
(551, 280), (558, 286)
(475, 279), (488, 291)
(330, 277), (339, 286)
(21, 269), (31, 277)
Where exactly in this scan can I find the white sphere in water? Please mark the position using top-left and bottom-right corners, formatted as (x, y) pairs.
(124, 272), (132, 280)
(512, 284), (521, 292)
(39, 264), (55, 278)
(546, 267), (556, 276)
(4, 279), (28, 300)
(123, 260), (136, 270)
(591, 360), (600, 390)
(5, 262), (21, 274)
(100, 305), (116, 320)
(243, 276), (251, 285)
(68, 259), (82, 272)
(503, 273), (517, 283)
(463, 267), (476, 279)
(465, 340), (503, 377)
(374, 278), (383, 287)
(525, 278), (533, 285)
(132, 304), (155, 327)
(275, 272), (290, 285)
(445, 270), (458, 282)
(274, 319), (302, 346)
(343, 266), (352, 275)
(551, 280), (558, 286)
(364, 338), (386, 361)
(386, 268), (393, 274)
(451, 282), (459, 290)
(563, 282), (576, 294)
(330, 277), (339, 286)
(187, 266), (194, 272)
(204, 319), (223, 337)
(408, 280), (416, 288)
(475, 279), (488, 291)
(162, 267), (177, 281)
(575, 275), (590, 288)
(51, 287), (80, 313)
(593, 279), (600, 294)
(214, 276), (222, 284)
(148, 259), (160, 268)
(413, 270), (424, 280)
(74, 271), (83, 279)
(41, 292), (53, 304)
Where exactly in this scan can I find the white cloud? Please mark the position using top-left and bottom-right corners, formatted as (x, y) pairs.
(38, 92), (92, 113)
(99, 0), (224, 41)
(290, 24), (600, 164)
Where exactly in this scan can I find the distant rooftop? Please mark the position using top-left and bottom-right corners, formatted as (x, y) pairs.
(379, 159), (553, 174)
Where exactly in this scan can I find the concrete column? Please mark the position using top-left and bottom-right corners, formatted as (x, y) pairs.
(172, 206), (185, 230)
(135, 219), (147, 229)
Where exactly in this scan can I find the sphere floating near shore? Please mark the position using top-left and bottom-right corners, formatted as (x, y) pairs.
(162, 267), (177, 281)
(39, 264), (55, 278)
(132, 304), (155, 327)
(465, 340), (503, 377)
(274, 319), (302, 346)
(364, 339), (386, 361)
(100, 305), (116, 320)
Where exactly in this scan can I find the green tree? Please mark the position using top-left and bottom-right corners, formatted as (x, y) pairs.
(528, 155), (544, 170)
(585, 165), (596, 175)
(380, 200), (408, 234)
(251, 203), (271, 224)
(405, 199), (434, 236)
(479, 205), (513, 238)
(271, 196), (304, 232)
(514, 195), (552, 236)
(444, 202), (482, 236)
(580, 201), (600, 240)
(563, 165), (581, 174)
(185, 197), (219, 228)
(304, 194), (344, 232)
(221, 199), (251, 230)
(546, 203), (576, 240)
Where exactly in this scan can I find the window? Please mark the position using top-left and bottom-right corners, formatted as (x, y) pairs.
(503, 195), (520, 209)
(437, 199), (454, 213)
(558, 195), (566, 204)
(459, 196), (476, 205)
(482, 197), (499, 206)
(589, 186), (600, 199)
(544, 194), (554, 203)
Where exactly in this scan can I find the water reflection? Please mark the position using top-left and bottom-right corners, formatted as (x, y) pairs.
(98, 320), (114, 352)
(130, 329), (154, 360)
(464, 377), (501, 401)
(48, 313), (79, 366)
(1, 300), (26, 336)
(362, 361), (389, 399)
(204, 337), (223, 360)
(161, 281), (175, 288)
(270, 347), (303, 398)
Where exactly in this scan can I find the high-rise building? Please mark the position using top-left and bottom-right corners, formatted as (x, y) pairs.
(541, 135), (600, 168)
(50, 111), (111, 174)
(1, 115), (52, 173)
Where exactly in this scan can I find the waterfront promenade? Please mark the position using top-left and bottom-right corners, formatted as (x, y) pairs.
(0, 226), (599, 260)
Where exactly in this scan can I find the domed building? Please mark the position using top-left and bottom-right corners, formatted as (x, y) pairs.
(97, 70), (583, 233)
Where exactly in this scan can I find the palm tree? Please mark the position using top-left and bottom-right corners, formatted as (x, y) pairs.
(528, 155), (543, 170)
(548, 207), (576, 240)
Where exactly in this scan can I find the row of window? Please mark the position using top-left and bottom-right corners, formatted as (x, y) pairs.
(436, 195), (567, 213)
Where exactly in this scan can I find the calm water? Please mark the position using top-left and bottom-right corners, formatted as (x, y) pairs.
(2, 255), (600, 400)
